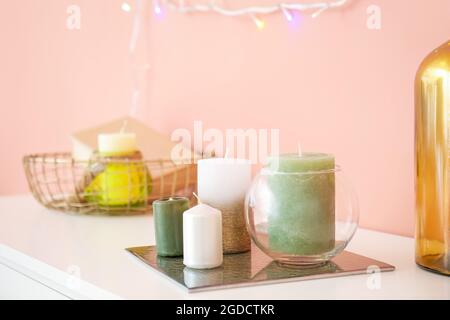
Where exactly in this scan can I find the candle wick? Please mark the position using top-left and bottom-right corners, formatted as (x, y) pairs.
(298, 143), (303, 157)
(192, 192), (202, 204)
(120, 120), (128, 134)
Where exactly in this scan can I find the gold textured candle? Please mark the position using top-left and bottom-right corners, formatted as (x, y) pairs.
(415, 40), (450, 275)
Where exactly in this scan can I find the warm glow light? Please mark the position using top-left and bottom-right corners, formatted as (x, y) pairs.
(154, 0), (162, 15)
(251, 14), (265, 29)
(282, 8), (294, 22)
(121, 2), (131, 12)
(311, 6), (327, 18)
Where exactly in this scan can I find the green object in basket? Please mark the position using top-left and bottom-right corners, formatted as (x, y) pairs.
(84, 161), (152, 207)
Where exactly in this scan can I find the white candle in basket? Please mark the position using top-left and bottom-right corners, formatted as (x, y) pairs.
(98, 133), (137, 155)
(183, 203), (223, 269)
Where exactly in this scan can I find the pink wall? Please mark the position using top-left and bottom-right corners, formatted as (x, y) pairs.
(1, 0), (450, 237)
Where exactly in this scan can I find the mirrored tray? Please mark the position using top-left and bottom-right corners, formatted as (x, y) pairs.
(126, 244), (395, 292)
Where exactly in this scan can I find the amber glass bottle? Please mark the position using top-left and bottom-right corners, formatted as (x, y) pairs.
(415, 40), (450, 275)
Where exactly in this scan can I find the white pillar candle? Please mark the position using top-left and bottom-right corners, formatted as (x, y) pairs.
(197, 158), (251, 254)
(183, 204), (223, 269)
(98, 133), (137, 154)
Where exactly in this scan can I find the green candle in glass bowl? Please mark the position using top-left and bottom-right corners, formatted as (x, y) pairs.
(153, 197), (189, 257)
(266, 153), (335, 256)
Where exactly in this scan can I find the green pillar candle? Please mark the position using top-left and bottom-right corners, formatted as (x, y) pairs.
(153, 197), (189, 257)
(266, 153), (335, 255)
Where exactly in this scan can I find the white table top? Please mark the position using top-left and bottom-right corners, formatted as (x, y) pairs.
(0, 195), (448, 299)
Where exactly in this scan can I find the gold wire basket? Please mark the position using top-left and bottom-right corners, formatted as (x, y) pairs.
(23, 153), (197, 215)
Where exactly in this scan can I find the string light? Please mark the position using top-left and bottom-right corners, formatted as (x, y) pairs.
(161, 0), (349, 22)
(124, 1), (348, 28)
(250, 14), (266, 30)
(311, 4), (329, 18)
(121, 2), (132, 12)
(281, 7), (294, 22)
(153, 0), (162, 15)
(124, 0), (349, 123)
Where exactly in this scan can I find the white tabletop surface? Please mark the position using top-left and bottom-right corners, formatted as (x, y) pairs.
(0, 195), (448, 300)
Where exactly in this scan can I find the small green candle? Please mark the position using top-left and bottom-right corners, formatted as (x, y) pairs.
(266, 153), (335, 255)
(153, 197), (189, 257)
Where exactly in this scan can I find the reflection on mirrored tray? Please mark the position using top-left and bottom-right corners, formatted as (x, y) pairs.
(126, 244), (395, 292)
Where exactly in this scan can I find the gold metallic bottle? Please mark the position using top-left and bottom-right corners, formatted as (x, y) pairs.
(415, 40), (450, 275)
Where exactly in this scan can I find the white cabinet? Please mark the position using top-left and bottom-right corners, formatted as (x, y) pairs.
(0, 263), (68, 300)
(0, 195), (448, 300)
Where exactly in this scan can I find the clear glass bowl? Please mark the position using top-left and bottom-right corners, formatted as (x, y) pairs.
(245, 166), (359, 267)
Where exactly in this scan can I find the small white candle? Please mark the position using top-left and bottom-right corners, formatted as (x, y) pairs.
(98, 133), (137, 154)
(183, 204), (223, 269)
(197, 158), (251, 253)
